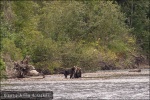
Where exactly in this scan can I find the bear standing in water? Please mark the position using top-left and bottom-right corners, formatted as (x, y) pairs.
(64, 66), (76, 78)
(63, 66), (82, 79)
(74, 67), (82, 78)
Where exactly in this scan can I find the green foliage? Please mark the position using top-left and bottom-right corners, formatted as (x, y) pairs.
(119, 0), (150, 55)
(1, 38), (22, 60)
(0, 58), (6, 79)
(1, 0), (146, 75)
(31, 38), (61, 73)
(32, 38), (58, 63)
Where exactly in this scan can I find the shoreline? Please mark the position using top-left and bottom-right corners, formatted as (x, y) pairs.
(1, 69), (149, 83)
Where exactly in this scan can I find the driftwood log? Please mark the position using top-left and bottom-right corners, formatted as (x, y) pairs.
(13, 56), (45, 78)
(129, 69), (141, 72)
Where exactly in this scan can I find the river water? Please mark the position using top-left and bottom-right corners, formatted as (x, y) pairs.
(1, 76), (149, 99)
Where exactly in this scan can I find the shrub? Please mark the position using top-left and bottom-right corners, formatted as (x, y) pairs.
(0, 58), (6, 79)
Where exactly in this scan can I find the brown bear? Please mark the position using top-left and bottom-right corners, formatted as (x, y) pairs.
(63, 66), (76, 78)
(63, 66), (82, 79)
(74, 67), (82, 78)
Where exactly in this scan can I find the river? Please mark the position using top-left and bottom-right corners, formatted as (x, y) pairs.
(1, 69), (149, 99)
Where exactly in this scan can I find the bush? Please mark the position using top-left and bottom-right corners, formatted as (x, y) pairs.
(1, 38), (22, 60)
(0, 58), (6, 79)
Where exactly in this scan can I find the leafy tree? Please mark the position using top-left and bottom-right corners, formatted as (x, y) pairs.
(12, 1), (41, 56)
(31, 1), (137, 69)
(1, 0), (144, 77)
(119, 0), (150, 56)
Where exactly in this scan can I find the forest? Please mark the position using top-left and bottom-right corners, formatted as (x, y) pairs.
(0, 0), (149, 78)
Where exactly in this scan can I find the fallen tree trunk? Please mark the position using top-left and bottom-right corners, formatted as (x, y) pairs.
(13, 55), (45, 78)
